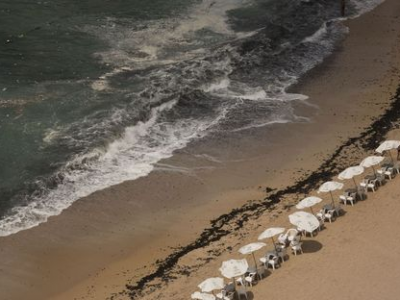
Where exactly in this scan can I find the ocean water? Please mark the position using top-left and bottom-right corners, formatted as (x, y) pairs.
(0, 0), (384, 236)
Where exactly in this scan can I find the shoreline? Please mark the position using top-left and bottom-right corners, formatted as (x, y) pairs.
(1, 1), (400, 299)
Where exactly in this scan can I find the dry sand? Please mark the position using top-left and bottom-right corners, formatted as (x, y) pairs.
(1, 0), (400, 299)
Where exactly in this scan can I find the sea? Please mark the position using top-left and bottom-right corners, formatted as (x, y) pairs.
(0, 0), (384, 236)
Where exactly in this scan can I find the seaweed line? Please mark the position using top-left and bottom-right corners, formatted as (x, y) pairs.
(112, 84), (400, 300)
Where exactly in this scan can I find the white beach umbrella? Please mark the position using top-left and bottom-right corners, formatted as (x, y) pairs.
(296, 196), (323, 214)
(338, 166), (365, 189)
(219, 259), (249, 279)
(360, 156), (384, 176)
(289, 211), (320, 233)
(198, 277), (225, 294)
(376, 140), (400, 162)
(238, 242), (266, 267)
(318, 181), (344, 206)
(376, 140), (400, 153)
(257, 227), (285, 250)
(191, 291), (216, 300)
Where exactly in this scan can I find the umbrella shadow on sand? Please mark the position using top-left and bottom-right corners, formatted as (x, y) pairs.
(301, 240), (323, 254)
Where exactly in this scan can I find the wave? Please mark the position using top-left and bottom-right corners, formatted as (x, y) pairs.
(0, 0), (386, 236)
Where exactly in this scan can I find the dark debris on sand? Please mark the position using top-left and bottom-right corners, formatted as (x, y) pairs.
(111, 85), (400, 300)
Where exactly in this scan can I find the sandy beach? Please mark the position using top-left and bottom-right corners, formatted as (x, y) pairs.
(1, 0), (400, 299)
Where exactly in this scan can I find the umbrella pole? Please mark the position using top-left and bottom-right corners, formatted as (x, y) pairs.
(310, 207), (314, 215)
(389, 151), (394, 164)
(252, 252), (257, 269)
(271, 237), (277, 252)
(352, 177), (358, 190)
(372, 166), (377, 177)
(329, 191), (335, 207)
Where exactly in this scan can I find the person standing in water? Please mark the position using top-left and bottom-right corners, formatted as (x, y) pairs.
(341, 0), (346, 16)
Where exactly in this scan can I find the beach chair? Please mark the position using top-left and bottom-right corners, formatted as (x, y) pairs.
(357, 186), (367, 200)
(361, 178), (377, 192)
(317, 208), (335, 223)
(256, 267), (266, 279)
(216, 290), (234, 300)
(290, 240), (303, 256)
(384, 167), (395, 180)
(368, 178), (379, 192)
(278, 228), (298, 246)
(287, 229), (299, 241)
(244, 272), (257, 287)
(276, 247), (287, 263)
(236, 276), (244, 286)
(393, 162), (400, 174)
(376, 175), (385, 186)
(237, 287), (249, 300)
(267, 254), (280, 270)
(339, 192), (355, 206)
(277, 233), (288, 246)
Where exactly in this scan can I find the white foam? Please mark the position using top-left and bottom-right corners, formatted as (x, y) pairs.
(349, 0), (385, 18)
(0, 95), (232, 236)
(236, 90), (267, 101)
(203, 78), (231, 93)
(303, 23), (329, 44)
(84, 0), (246, 70)
(1, 0), (386, 236)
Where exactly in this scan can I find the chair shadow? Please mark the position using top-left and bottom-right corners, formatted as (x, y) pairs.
(301, 240), (323, 254)
(235, 287), (255, 299)
(241, 291), (254, 300)
(256, 268), (272, 280)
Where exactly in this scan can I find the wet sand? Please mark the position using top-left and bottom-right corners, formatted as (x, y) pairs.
(1, 0), (400, 299)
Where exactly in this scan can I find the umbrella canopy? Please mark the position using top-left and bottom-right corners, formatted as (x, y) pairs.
(258, 227), (285, 240)
(296, 196), (323, 214)
(238, 242), (266, 255)
(318, 181), (344, 193)
(289, 211), (320, 233)
(238, 242), (266, 267)
(376, 140), (400, 163)
(376, 140), (400, 153)
(360, 156), (384, 176)
(257, 227), (285, 251)
(338, 166), (364, 188)
(198, 277), (225, 293)
(318, 181), (344, 206)
(191, 292), (216, 300)
(219, 259), (249, 279)
(338, 166), (364, 179)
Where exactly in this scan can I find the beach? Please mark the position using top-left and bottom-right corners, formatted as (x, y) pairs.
(1, 0), (400, 299)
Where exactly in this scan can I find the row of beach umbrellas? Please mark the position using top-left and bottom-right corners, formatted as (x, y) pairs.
(192, 140), (400, 299)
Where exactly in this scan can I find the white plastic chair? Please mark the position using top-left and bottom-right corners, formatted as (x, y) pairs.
(267, 255), (279, 270)
(287, 228), (299, 241)
(317, 208), (335, 223)
(367, 178), (378, 192)
(276, 247), (287, 263)
(393, 163), (400, 174)
(256, 267), (265, 279)
(291, 241), (303, 255)
(339, 194), (355, 206)
(216, 290), (234, 300)
(237, 287), (249, 300)
(385, 167), (394, 180)
(260, 255), (279, 271)
(244, 272), (257, 287)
